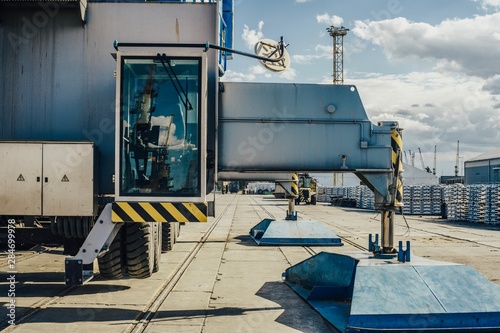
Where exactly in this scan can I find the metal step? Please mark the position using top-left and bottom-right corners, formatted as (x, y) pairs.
(249, 219), (343, 246)
(283, 251), (500, 332)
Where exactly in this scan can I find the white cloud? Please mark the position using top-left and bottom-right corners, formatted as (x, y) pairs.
(280, 67), (297, 80)
(316, 13), (343, 26)
(250, 65), (266, 75)
(221, 65), (296, 82)
(292, 54), (313, 64)
(295, 0), (312, 2)
(474, 0), (500, 10)
(221, 70), (256, 82)
(315, 44), (333, 56)
(242, 21), (265, 50)
(483, 75), (500, 94)
(293, 54), (322, 64)
(292, 44), (332, 64)
(352, 13), (500, 78)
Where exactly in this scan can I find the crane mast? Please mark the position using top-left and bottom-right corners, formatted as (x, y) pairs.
(418, 147), (425, 170)
(433, 145), (437, 175)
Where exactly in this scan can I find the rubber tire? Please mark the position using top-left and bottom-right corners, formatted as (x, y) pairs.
(161, 222), (175, 252)
(98, 227), (126, 279)
(75, 216), (83, 239)
(311, 195), (317, 205)
(126, 222), (155, 279)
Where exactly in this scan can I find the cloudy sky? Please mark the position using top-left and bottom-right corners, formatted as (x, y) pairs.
(222, 0), (500, 177)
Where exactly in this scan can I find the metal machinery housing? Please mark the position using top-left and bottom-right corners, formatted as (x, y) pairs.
(0, 1), (222, 277)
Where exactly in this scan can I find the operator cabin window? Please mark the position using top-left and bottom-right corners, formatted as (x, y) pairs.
(119, 56), (201, 197)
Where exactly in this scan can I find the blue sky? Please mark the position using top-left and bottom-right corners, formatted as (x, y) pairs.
(222, 0), (500, 177)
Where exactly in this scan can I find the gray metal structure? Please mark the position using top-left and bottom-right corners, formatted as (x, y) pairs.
(218, 82), (400, 209)
(0, 2), (220, 195)
(219, 83), (391, 171)
(0, 0), (225, 279)
(465, 148), (500, 184)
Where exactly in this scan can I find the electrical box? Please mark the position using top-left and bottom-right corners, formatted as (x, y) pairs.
(0, 142), (97, 216)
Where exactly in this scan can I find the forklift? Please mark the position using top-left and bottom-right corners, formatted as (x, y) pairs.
(295, 173), (317, 205)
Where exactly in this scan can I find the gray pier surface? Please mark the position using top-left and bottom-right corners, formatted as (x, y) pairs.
(1, 194), (499, 332)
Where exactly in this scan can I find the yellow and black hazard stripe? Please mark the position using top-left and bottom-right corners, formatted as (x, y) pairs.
(291, 172), (299, 197)
(391, 128), (404, 206)
(111, 202), (207, 223)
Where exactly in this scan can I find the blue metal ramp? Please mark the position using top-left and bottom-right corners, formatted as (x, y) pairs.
(283, 252), (500, 332)
(249, 219), (343, 246)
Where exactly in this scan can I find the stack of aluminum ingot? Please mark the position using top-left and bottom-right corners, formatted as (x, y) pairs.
(402, 185), (413, 215)
(467, 185), (487, 223)
(444, 185), (469, 221)
(316, 186), (344, 203)
(420, 185), (443, 215)
(330, 186), (343, 198)
(412, 185), (423, 215)
(316, 185), (327, 203)
(323, 184), (444, 215)
(402, 185), (442, 216)
(319, 183), (499, 224)
(358, 185), (374, 209)
(343, 186), (358, 200)
(485, 184), (500, 225)
(432, 185), (445, 215)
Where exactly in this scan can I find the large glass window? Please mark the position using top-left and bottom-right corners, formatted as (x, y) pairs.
(119, 56), (201, 197)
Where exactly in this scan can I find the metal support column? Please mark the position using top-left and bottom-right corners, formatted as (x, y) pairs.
(286, 198), (297, 220)
(380, 126), (403, 254)
(285, 172), (299, 220)
(288, 199), (295, 216)
(381, 209), (395, 253)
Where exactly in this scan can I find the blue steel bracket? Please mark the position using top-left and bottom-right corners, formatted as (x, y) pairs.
(398, 240), (411, 262)
(368, 233), (380, 252)
(285, 210), (298, 221)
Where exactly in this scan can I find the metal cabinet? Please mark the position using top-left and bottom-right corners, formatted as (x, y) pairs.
(0, 142), (96, 216)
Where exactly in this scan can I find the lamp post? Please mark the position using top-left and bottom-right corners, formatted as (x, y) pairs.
(327, 25), (349, 85)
